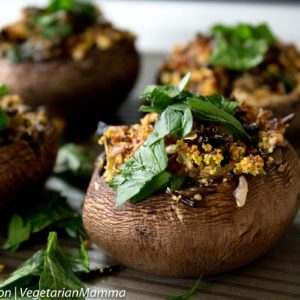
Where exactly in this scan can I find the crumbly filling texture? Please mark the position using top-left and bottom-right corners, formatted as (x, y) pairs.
(0, 6), (135, 62)
(160, 36), (300, 102)
(0, 94), (49, 146)
(100, 104), (289, 186)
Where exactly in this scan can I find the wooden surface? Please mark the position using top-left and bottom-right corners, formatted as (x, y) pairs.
(1, 53), (300, 299)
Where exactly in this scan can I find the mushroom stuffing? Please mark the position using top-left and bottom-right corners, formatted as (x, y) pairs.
(98, 74), (293, 207)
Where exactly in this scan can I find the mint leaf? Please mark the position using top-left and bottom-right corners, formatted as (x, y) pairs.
(209, 23), (277, 70)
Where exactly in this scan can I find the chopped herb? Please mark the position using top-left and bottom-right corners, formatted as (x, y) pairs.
(208, 23), (277, 70)
(0, 232), (89, 299)
(2, 191), (86, 252)
(54, 143), (96, 188)
(167, 276), (203, 300)
(48, 0), (98, 23)
(32, 12), (73, 38)
(110, 76), (251, 206)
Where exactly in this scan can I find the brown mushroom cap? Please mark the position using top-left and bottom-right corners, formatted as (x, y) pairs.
(83, 142), (300, 277)
(0, 125), (58, 213)
(0, 45), (139, 138)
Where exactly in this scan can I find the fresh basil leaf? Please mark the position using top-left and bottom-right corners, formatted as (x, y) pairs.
(0, 250), (45, 290)
(2, 215), (31, 252)
(0, 84), (9, 96)
(168, 276), (203, 300)
(209, 23), (277, 70)
(188, 97), (251, 142)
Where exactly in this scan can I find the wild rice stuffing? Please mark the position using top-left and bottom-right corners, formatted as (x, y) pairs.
(100, 103), (289, 187)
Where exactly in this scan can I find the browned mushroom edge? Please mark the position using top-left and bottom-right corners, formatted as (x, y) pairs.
(83, 143), (300, 277)
(83, 101), (300, 276)
(0, 95), (58, 213)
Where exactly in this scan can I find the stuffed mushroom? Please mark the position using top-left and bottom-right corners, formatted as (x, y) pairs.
(0, 85), (58, 213)
(0, 0), (139, 138)
(83, 77), (300, 277)
(159, 23), (300, 142)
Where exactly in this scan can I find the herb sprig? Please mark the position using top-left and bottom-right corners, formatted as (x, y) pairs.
(2, 191), (86, 252)
(208, 23), (277, 70)
(0, 232), (89, 300)
(109, 74), (250, 206)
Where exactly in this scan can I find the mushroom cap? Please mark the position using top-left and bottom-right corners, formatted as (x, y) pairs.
(83, 143), (300, 277)
(0, 44), (139, 138)
(0, 125), (58, 213)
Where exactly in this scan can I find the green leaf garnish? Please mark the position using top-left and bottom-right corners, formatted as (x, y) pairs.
(54, 143), (96, 188)
(0, 232), (89, 299)
(167, 276), (203, 300)
(0, 84), (9, 96)
(208, 23), (277, 70)
(110, 76), (251, 206)
(187, 96), (251, 142)
(48, 0), (98, 23)
(2, 191), (86, 252)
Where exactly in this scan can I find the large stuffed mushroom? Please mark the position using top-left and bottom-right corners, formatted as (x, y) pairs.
(159, 23), (300, 143)
(0, 87), (58, 213)
(83, 80), (300, 277)
(0, 0), (139, 138)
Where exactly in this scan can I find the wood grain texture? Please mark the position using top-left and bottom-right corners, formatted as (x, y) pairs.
(0, 43), (139, 138)
(0, 125), (58, 212)
(83, 143), (300, 277)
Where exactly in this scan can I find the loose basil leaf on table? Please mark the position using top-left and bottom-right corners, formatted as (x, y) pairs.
(2, 191), (86, 252)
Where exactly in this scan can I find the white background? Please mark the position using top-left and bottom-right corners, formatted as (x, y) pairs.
(0, 0), (300, 53)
